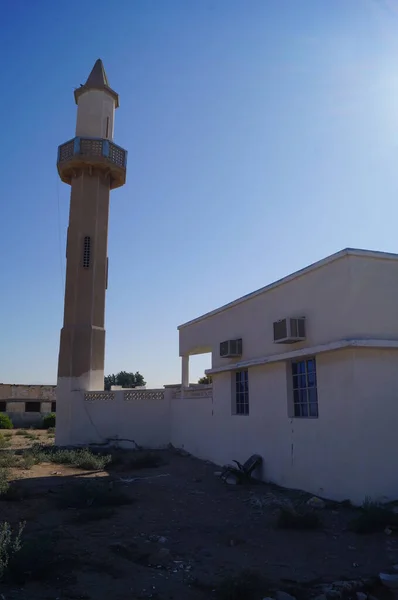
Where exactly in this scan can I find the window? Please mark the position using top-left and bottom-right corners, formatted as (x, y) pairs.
(235, 370), (249, 415)
(0, 402), (6, 412)
(292, 357), (318, 418)
(51, 402), (56, 413)
(83, 236), (91, 269)
(25, 402), (41, 413)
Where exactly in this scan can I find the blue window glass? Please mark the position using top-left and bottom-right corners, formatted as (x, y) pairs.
(291, 357), (318, 418)
(235, 370), (249, 415)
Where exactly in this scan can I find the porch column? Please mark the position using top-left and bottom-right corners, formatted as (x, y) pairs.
(181, 355), (189, 389)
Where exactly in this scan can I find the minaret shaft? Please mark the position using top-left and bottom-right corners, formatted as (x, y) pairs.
(58, 172), (110, 390)
(56, 60), (127, 395)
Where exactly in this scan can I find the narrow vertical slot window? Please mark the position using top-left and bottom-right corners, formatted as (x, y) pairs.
(83, 236), (91, 269)
(106, 117), (110, 139)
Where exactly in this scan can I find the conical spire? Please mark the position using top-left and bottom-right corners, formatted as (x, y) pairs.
(74, 59), (119, 107)
(85, 59), (110, 89)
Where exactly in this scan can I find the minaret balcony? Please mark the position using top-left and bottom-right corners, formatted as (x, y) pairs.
(57, 137), (127, 189)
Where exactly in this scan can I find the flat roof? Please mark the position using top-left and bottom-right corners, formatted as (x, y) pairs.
(178, 247), (398, 330)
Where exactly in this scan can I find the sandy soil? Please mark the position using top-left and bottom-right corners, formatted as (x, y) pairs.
(0, 430), (395, 599)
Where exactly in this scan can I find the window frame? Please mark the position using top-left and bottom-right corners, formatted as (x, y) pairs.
(234, 369), (249, 416)
(51, 402), (56, 413)
(291, 357), (318, 418)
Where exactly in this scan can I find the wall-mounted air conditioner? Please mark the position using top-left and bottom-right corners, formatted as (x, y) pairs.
(220, 338), (242, 358)
(273, 317), (306, 344)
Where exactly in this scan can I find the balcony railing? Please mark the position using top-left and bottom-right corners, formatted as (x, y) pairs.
(57, 137), (128, 169)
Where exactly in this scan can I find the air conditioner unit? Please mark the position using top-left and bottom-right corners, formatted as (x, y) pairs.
(220, 338), (242, 358)
(273, 317), (306, 344)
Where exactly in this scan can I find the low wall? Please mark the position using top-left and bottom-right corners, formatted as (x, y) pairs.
(56, 388), (171, 448)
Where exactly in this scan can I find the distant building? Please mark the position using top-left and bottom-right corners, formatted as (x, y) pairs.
(0, 384), (56, 427)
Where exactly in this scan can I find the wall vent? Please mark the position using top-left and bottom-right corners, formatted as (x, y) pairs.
(273, 317), (306, 344)
(220, 338), (242, 358)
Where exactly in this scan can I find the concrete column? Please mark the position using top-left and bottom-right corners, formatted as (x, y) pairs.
(181, 356), (189, 388)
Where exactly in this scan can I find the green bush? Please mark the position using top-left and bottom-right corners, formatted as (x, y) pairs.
(24, 445), (111, 471)
(0, 435), (11, 450)
(0, 521), (25, 580)
(0, 471), (9, 497)
(42, 414), (55, 430)
(349, 499), (398, 534)
(0, 415), (13, 430)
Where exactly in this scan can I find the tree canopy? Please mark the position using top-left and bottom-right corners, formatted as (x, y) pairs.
(104, 371), (146, 391)
(198, 375), (212, 384)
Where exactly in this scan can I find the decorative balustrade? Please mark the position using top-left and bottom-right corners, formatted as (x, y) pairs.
(172, 388), (213, 400)
(57, 136), (127, 188)
(124, 390), (164, 401)
(84, 392), (115, 402)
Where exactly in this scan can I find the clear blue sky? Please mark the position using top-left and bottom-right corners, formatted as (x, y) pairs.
(1, 0), (398, 387)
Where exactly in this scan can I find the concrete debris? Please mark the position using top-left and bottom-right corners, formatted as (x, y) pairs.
(225, 475), (238, 485)
(248, 493), (294, 510)
(356, 592), (367, 600)
(307, 496), (326, 509)
(214, 471), (222, 476)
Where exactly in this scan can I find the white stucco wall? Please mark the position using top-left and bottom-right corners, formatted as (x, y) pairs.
(169, 348), (398, 504)
(179, 252), (398, 367)
(75, 89), (115, 140)
(56, 389), (170, 448)
(55, 250), (398, 505)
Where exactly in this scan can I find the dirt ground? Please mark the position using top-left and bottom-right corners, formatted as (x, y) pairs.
(0, 430), (395, 599)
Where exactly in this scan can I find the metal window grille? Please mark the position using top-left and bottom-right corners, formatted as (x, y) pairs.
(83, 236), (91, 269)
(292, 357), (318, 418)
(235, 370), (249, 415)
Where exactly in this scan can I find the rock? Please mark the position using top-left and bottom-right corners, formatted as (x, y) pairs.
(313, 595), (328, 600)
(385, 527), (393, 535)
(356, 592), (367, 600)
(214, 471), (222, 476)
(275, 591), (297, 600)
(158, 536), (167, 544)
(307, 496), (326, 509)
(225, 475), (238, 485)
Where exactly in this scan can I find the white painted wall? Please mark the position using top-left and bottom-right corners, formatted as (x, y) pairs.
(75, 89), (115, 140)
(56, 346), (398, 505)
(55, 251), (398, 504)
(179, 252), (398, 368)
(170, 348), (398, 504)
(57, 389), (170, 448)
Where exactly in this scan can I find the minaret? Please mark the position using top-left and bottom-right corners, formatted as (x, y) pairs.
(56, 60), (127, 400)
